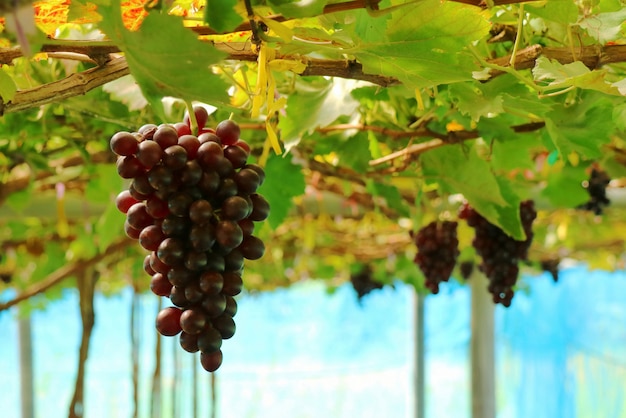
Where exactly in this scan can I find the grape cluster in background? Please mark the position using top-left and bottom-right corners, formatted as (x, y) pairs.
(459, 201), (536, 307)
(411, 202), (537, 307)
(412, 221), (460, 294)
(111, 106), (269, 372)
(578, 167), (611, 215)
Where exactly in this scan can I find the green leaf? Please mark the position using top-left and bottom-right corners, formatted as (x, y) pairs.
(335, 133), (371, 173)
(353, 0), (490, 88)
(5, 182), (33, 213)
(279, 78), (359, 149)
(448, 82), (504, 121)
(579, 7), (626, 43)
(541, 164), (589, 208)
(421, 145), (525, 239)
(258, 154), (306, 229)
(532, 57), (622, 95)
(267, 0), (328, 18)
(204, 0), (244, 33)
(0, 65), (17, 102)
(85, 164), (123, 204)
(526, 0), (578, 24)
(365, 181), (410, 218)
(543, 94), (614, 158)
(97, 2), (229, 110)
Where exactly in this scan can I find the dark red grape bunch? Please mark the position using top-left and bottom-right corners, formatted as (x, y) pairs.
(111, 106), (269, 372)
(540, 258), (560, 283)
(350, 265), (383, 302)
(459, 200), (536, 307)
(577, 167), (610, 215)
(412, 221), (460, 294)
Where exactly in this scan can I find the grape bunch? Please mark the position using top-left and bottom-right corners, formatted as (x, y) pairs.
(578, 167), (610, 215)
(412, 221), (460, 294)
(350, 265), (383, 302)
(459, 201), (536, 307)
(111, 106), (269, 372)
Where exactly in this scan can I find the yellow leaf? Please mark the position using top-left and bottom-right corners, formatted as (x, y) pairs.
(259, 16), (294, 42)
(269, 58), (306, 74)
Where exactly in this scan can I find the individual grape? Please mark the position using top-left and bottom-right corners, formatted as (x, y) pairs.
(180, 308), (207, 335)
(150, 273), (173, 297)
(244, 164), (265, 185)
(138, 124), (157, 139)
(196, 141), (224, 169)
(189, 223), (216, 252)
(205, 252), (226, 272)
(184, 105), (209, 131)
(233, 168), (260, 194)
(161, 215), (188, 237)
(124, 220), (142, 240)
(197, 171), (220, 195)
(168, 192), (194, 217)
(214, 157), (235, 178)
(146, 196), (170, 219)
(136, 140), (163, 170)
(215, 178), (238, 202)
(212, 314), (236, 339)
(224, 249), (244, 271)
(174, 122), (192, 137)
(184, 251), (208, 271)
(156, 307), (183, 336)
(131, 174), (156, 196)
(128, 183), (151, 202)
(224, 145), (248, 169)
(157, 237), (186, 266)
(199, 271), (223, 295)
(222, 271), (243, 296)
(224, 296), (237, 317)
(150, 251), (171, 275)
(139, 225), (166, 252)
(110, 131), (139, 156)
(153, 125), (178, 149)
(163, 145), (188, 170)
(201, 292), (227, 318)
(234, 139), (250, 153)
(249, 194), (270, 221)
(221, 196), (250, 221)
(169, 285), (191, 308)
(117, 155), (144, 179)
(167, 266), (195, 287)
(189, 200), (213, 224)
(216, 220), (244, 250)
(184, 282), (204, 303)
(180, 160), (203, 186)
(116, 190), (139, 214)
(200, 350), (223, 372)
(144, 254), (156, 275)
(197, 327), (222, 354)
(126, 203), (153, 230)
(238, 219), (254, 237)
(179, 331), (199, 353)
(198, 132), (221, 145)
(215, 119), (240, 146)
(148, 165), (175, 191)
(238, 235), (265, 260)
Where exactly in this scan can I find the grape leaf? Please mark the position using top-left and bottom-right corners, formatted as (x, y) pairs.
(335, 133), (371, 174)
(532, 57), (622, 95)
(204, 0), (243, 33)
(541, 164), (589, 208)
(267, 0), (328, 18)
(543, 94), (614, 158)
(353, 0), (489, 89)
(95, 201), (125, 252)
(421, 145), (526, 239)
(365, 181), (410, 218)
(448, 82), (504, 121)
(97, 1), (229, 116)
(526, 0), (578, 24)
(0, 65), (17, 102)
(258, 154), (306, 229)
(579, 7), (626, 43)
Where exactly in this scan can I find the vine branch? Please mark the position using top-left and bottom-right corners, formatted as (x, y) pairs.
(0, 238), (133, 312)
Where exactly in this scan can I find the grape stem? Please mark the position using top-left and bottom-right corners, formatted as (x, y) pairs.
(184, 99), (199, 135)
